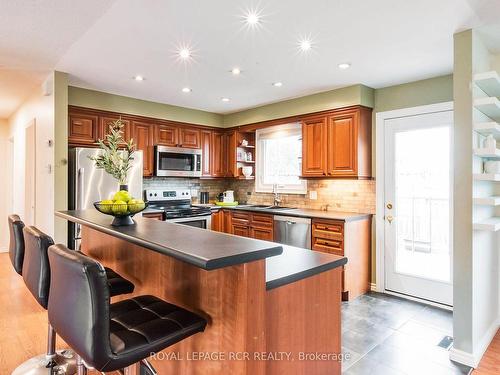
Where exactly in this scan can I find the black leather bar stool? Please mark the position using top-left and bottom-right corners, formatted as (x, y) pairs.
(8, 220), (135, 375)
(47, 244), (208, 374)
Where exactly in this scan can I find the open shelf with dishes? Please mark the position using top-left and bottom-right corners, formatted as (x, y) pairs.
(236, 131), (256, 179)
(473, 122), (500, 140)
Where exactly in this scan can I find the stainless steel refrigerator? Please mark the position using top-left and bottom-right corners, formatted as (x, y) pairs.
(68, 147), (143, 249)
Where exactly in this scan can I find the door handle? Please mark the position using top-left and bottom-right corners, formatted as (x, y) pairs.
(286, 221), (296, 225)
(386, 215), (394, 223)
(386, 203), (393, 209)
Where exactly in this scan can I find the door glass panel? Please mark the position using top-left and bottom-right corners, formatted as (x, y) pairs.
(394, 126), (451, 282)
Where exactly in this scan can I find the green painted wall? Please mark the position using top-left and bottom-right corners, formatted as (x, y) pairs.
(374, 74), (453, 113)
(223, 84), (374, 127)
(68, 86), (224, 127)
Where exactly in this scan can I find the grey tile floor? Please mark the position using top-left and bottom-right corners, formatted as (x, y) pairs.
(341, 292), (472, 375)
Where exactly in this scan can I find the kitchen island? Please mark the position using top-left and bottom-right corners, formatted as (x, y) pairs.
(57, 210), (347, 375)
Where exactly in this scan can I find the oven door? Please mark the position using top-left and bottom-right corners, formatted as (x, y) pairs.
(155, 145), (202, 177)
(167, 215), (212, 229)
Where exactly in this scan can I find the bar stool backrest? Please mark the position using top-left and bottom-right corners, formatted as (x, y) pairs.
(47, 244), (113, 369)
(8, 214), (25, 275)
(22, 226), (54, 309)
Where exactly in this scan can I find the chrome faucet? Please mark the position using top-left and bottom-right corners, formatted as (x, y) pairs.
(272, 184), (282, 207)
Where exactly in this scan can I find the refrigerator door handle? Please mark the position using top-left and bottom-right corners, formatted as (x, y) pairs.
(77, 168), (85, 209)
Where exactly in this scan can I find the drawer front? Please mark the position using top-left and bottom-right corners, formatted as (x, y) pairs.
(232, 224), (250, 237)
(312, 237), (344, 256)
(232, 211), (250, 224)
(312, 219), (344, 240)
(250, 227), (273, 241)
(250, 213), (273, 228)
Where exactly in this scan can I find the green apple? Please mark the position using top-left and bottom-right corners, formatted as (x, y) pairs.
(113, 190), (131, 203)
(128, 199), (145, 214)
(99, 199), (114, 214)
(112, 200), (129, 215)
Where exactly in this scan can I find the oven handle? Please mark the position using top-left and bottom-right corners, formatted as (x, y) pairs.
(167, 215), (212, 223)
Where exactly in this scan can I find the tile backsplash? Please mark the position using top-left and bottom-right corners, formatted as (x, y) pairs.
(144, 177), (375, 214)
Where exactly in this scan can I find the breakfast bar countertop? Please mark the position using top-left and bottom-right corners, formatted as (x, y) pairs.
(57, 209), (283, 270)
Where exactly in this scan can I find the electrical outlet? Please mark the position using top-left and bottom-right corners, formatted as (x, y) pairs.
(309, 191), (317, 200)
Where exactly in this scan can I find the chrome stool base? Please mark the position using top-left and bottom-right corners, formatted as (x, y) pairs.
(12, 349), (77, 375)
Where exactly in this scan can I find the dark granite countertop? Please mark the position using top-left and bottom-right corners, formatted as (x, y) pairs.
(57, 210), (283, 270)
(265, 245), (347, 290)
(56, 210), (347, 288)
(197, 204), (371, 222)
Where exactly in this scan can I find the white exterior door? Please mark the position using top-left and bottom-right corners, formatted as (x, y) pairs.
(384, 110), (453, 306)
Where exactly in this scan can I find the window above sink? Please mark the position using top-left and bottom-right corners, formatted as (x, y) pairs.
(255, 123), (307, 194)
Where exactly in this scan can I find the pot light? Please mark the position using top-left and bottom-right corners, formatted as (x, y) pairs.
(221, 97), (230, 102)
(179, 48), (191, 59)
(299, 39), (312, 52)
(338, 63), (351, 70)
(133, 75), (145, 81)
(272, 82), (283, 87)
(182, 87), (192, 93)
(231, 68), (241, 75)
(245, 11), (260, 25)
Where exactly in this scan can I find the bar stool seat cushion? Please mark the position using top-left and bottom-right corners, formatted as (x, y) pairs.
(109, 295), (207, 358)
(103, 267), (135, 297)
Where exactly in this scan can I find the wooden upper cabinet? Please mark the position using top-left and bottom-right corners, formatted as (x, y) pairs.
(69, 113), (99, 145)
(327, 108), (372, 178)
(225, 131), (237, 177)
(155, 124), (178, 146)
(99, 116), (131, 144)
(201, 130), (212, 177)
(302, 117), (328, 177)
(179, 127), (201, 148)
(301, 107), (372, 179)
(131, 121), (154, 177)
(327, 112), (357, 177)
(211, 132), (227, 177)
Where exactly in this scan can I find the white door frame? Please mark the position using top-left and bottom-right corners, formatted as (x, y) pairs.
(375, 102), (454, 299)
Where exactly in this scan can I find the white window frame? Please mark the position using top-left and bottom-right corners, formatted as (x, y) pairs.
(255, 123), (307, 194)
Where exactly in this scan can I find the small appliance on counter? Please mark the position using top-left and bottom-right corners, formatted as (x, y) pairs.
(200, 191), (210, 204)
(223, 190), (235, 203)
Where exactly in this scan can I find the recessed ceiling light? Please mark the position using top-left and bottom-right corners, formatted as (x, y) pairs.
(221, 97), (230, 102)
(133, 75), (145, 81)
(338, 63), (351, 70)
(245, 11), (260, 25)
(272, 82), (283, 87)
(179, 48), (191, 59)
(182, 87), (192, 93)
(231, 68), (241, 75)
(299, 39), (312, 52)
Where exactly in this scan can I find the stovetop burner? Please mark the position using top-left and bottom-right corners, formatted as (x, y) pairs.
(145, 189), (211, 219)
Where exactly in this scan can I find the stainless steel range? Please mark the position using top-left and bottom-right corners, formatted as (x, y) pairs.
(145, 189), (212, 229)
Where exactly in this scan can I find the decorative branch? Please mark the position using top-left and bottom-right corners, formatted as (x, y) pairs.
(89, 119), (136, 185)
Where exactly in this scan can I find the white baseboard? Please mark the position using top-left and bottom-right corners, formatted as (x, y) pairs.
(450, 317), (500, 368)
(369, 283), (377, 291)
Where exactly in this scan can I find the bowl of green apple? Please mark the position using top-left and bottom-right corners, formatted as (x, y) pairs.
(94, 190), (147, 226)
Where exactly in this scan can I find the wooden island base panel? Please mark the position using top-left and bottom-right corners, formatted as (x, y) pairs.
(80, 223), (344, 375)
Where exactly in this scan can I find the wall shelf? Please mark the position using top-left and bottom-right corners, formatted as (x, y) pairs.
(473, 147), (500, 158)
(473, 217), (500, 232)
(474, 71), (500, 97)
(474, 196), (500, 206)
(474, 97), (500, 122)
(473, 173), (500, 181)
(474, 122), (500, 140)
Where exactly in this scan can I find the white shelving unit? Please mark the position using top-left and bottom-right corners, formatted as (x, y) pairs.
(473, 217), (500, 232)
(474, 71), (500, 97)
(474, 122), (500, 140)
(474, 196), (500, 206)
(472, 71), (500, 232)
(474, 173), (500, 181)
(474, 97), (500, 122)
(473, 147), (500, 158)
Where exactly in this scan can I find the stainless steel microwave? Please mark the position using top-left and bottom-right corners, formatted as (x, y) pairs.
(154, 145), (202, 177)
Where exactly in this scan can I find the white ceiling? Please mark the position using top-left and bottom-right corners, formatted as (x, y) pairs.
(2, 0), (500, 118)
(0, 0), (115, 118)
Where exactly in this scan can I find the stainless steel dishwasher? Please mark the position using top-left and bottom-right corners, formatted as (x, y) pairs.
(273, 215), (312, 249)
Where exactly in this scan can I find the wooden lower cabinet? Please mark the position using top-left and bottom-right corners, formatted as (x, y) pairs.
(312, 217), (371, 301)
(142, 212), (164, 220)
(212, 210), (274, 241)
